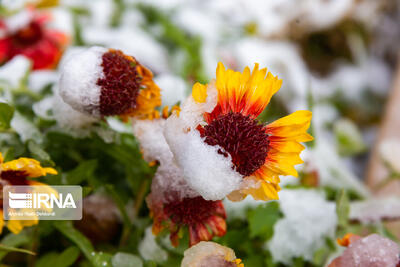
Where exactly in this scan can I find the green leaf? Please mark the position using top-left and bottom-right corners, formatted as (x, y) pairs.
(36, 252), (59, 267)
(334, 119), (366, 156)
(112, 252), (143, 267)
(336, 189), (350, 228)
(35, 247), (80, 267)
(0, 231), (30, 260)
(0, 102), (14, 129)
(248, 202), (282, 240)
(57, 246), (81, 267)
(54, 221), (112, 267)
(54, 221), (94, 259)
(105, 184), (131, 227)
(27, 140), (53, 165)
(0, 244), (35, 255)
(65, 160), (98, 185)
(92, 252), (113, 267)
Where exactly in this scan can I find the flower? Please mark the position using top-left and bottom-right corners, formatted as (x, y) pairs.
(134, 116), (225, 247)
(164, 62), (313, 201)
(336, 233), (360, 247)
(0, 153), (57, 234)
(0, 9), (68, 70)
(147, 193), (227, 247)
(181, 241), (244, 267)
(59, 47), (161, 119)
(328, 234), (400, 267)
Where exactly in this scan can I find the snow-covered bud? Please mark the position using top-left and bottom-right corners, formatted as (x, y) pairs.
(59, 46), (161, 118)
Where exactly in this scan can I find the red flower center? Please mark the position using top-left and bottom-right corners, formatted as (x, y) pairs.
(0, 170), (30, 186)
(0, 171), (31, 208)
(201, 112), (270, 176)
(12, 22), (43, 47)
(97, 50), (141, 116)
(164, 197), (223, 226)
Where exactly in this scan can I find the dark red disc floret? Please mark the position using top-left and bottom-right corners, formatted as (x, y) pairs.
(201, 112), (270, 176)
(97, 50), (141, 116)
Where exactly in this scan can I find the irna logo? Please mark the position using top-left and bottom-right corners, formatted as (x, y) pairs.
(3, 185), (82, 220)
(8, 192), (77, 209)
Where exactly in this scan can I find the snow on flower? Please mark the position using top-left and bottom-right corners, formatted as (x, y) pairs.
(59, 46), (161, 119)
(164, 62), (313, 201)
(181, 241), (244, 267)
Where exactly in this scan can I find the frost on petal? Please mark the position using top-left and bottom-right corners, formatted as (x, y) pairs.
(59, 46), (107, 117)
(181, 241), (237, 267)
(331, 234), (400, 267)
(164, 85), (242, 201)
(267, 189), (337, 264)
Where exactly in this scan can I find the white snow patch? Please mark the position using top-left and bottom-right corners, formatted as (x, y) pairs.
(132, 119), (172, 165)
(154, 74), (187, 107)
(267, 189), (337, 264)
(164, 85), (242, 200)
(350, 197), (400, 223)
(0, 56), (31, 89)
(53, 88), (99, 129)
(11, 111), (43, 143)
(83, 26), (169, 73)
(59, 46), (106, 117)
(28, 70), (58, 92)
(138, 227), (168, 263)
(3, 9), (33, 34)
(133, 119), (199, 203)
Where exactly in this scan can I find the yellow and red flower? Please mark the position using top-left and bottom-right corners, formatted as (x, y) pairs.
(147, 194), (227, 247)
(0, 153), (57, 234)
(0, 9), (68, 70)
(192, 62), (313, 201)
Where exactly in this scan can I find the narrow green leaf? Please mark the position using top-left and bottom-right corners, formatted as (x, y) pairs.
(54, 222), (94, 261)
(0, 231), (30, 260)
(105, 184), (131, 227)
(336, 189), (350, 228)
(0, 244), (35, 255)
(0, 102), (14, 129)
(54, 221), (111, 267)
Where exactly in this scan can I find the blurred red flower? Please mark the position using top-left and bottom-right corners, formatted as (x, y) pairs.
(0, 9), (68, 70)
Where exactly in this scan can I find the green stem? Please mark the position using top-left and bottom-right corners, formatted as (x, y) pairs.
(134, 178), (150, 217)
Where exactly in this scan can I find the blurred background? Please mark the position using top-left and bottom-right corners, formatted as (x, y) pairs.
(1, 0), (400, 266)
